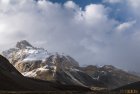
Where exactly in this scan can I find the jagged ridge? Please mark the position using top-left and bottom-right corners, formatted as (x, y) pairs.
(2, 40), (105, 88)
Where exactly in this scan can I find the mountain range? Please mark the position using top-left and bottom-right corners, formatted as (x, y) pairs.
(1, 40), (140, 91)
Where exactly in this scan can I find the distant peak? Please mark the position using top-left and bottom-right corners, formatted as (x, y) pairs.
(16, 40), (34, 49)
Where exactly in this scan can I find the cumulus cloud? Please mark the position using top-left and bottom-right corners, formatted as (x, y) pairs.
(116, 21), (136, 32)
(64, 1), (79, 9)
(0, 0), (140, 72)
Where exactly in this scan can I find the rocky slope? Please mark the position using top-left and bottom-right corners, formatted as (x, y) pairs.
(2, 40), (140, 89)
(0, 55), (92, 91)
(2, 40), (104, 88)
(81, 65), (140, 89)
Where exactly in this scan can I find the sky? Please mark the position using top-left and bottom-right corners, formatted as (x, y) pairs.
(0, 0), (140, 72)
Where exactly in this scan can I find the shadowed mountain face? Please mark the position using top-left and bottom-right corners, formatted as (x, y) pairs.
(81, 65), (140, 89)
(0, 55), (91, 91)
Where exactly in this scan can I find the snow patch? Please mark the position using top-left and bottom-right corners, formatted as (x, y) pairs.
(22, 67), (49, 77)
(22, 70), (37, 77)
(23, 49), (50, 61)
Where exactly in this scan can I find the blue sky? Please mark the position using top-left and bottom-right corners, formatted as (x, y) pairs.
(49, 0), (133, 22)
(0, 0), (140, 72)
(49, 0), (103, 7)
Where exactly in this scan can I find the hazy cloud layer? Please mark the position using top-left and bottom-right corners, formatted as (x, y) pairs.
(0, 0), (140, 71)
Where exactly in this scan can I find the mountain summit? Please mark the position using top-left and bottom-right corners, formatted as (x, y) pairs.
(16, 40), (34, 49)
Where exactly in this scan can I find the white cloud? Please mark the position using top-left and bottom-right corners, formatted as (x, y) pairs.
(64, 1), (78, 9)
(126, 0), (140, 18)
(84, 4), (107, 24)
(105, 0), (140, 18)
(104, 0), (123, 4)
(116, 21), (136, 32)
(128, 0), (140, 9)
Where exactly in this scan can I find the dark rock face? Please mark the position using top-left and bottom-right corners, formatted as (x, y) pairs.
(16, 40), (33, 49)
(55, 70), (104, 87)
(15, 60), (42, 72)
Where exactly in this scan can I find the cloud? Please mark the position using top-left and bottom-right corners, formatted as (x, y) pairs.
(126, 0), (140, 19)
(83, 4), (108, 24)
(128, 0), (140, 9)
(64, 1), (79, 9)
(0, 0), (140, 72)
(116, 21), (136, 32)
(103, 0), (123, 4)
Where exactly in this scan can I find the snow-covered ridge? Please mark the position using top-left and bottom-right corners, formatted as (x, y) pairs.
(2, 40), (79, 70)
(2, 40), (79, 80)
(2, 40), (97, 87)
(22, 48), (50, 61)
(2, 47), (50, 63)
(2, 40), (77, 63)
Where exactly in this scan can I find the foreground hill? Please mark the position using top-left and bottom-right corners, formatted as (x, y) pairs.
(113, 81), (140, 93)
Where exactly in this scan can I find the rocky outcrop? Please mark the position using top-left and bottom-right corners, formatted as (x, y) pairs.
(16, 40), (34, 49)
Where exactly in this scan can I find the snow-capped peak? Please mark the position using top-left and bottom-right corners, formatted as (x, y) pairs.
(2, 40), (79, 68)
